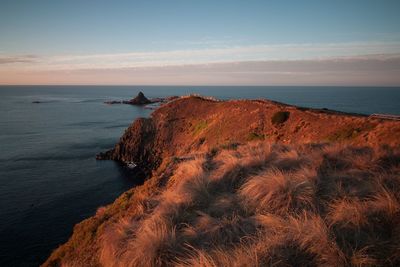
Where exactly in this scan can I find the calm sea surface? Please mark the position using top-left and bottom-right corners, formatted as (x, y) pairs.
(0, 86), (399, 266)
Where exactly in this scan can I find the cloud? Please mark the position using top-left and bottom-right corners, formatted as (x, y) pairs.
(1, 55), (400, 86)
(1, 41), (400, 85)
(0, 55), (38, 64)
(50, 41), (400, 70)
(2, 41), (400, 71)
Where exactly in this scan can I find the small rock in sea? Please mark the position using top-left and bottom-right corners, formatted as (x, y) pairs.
(104, 100), (123, 104)
(127, 91), (152, 105)
(104, 92), (152, 105)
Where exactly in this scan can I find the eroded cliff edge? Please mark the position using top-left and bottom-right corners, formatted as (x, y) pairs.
(97, 95), (400, 174)
(43, 96), (400, 267)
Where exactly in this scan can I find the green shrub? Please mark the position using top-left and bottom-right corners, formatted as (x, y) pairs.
(326, 127), (361, 142)
(248, 132), (265, 141)
(272, 111), (290, 125)
(193, 120), (208, 135)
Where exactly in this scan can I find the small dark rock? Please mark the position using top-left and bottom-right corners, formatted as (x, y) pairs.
(105, 100), (123, 104)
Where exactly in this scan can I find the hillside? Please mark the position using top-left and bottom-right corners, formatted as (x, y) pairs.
(97, 96), (400, 174)
(44, 96), (400, 267)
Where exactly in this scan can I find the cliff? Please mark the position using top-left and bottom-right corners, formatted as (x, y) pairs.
(97, 95), (400, 174)
(44, 96), (400, 267)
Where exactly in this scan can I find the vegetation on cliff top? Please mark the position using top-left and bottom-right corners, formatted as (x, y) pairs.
(44, 141), (400, 267)
(44, 96), (400, 267)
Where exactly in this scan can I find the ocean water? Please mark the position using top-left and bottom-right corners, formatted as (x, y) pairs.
(0, 85), (399, 266)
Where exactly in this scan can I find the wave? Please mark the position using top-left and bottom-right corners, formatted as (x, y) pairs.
(67, 121), (109, 127)
(11, 153), (94, 162)
(104, 124), (129, 129)
(30, 97), (104, 104)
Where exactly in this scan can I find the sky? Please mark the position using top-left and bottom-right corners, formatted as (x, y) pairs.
(1, 0), (400, 85)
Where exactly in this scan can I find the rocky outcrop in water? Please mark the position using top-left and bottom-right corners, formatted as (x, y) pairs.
(104, 91), (178, 106)
(104, 91), (149, 105)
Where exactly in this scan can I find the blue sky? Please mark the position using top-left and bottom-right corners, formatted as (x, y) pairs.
(1, 0), (400, 85)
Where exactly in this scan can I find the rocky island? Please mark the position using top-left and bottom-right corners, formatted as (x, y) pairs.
(104, 91), (177, 106)
(44, 96), (400, 267)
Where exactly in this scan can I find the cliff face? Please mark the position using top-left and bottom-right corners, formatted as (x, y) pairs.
(97, 118), (157, 171)
(44, 96), (400, 267)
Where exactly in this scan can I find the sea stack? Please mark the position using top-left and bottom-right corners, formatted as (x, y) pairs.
(127, 91), (151, 105)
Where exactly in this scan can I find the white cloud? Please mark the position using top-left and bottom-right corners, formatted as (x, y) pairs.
(1, 41), (400, 85)
(0, 54), (38, 64)
(1, 55), (400, 86)
(1, 41), (400, 71)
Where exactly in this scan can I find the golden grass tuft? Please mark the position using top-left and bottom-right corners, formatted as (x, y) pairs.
(45, 142), (400, 267)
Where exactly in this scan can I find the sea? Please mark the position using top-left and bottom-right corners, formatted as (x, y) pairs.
(0, 86), (399, 266)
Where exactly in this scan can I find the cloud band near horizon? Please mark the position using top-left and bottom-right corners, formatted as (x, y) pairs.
(1, 42), (400, 85)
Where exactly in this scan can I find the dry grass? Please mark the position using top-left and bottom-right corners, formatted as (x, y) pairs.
(47, 142), (400, 267)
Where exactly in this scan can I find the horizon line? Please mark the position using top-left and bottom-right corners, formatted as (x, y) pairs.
(1, 84), (400, 87)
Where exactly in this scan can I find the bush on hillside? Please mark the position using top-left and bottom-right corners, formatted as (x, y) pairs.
(271, 111), (290, 125)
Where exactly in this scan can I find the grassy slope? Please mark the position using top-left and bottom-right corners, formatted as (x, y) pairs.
(43, 97), (400, 267)
(101, 96), (400, 170)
